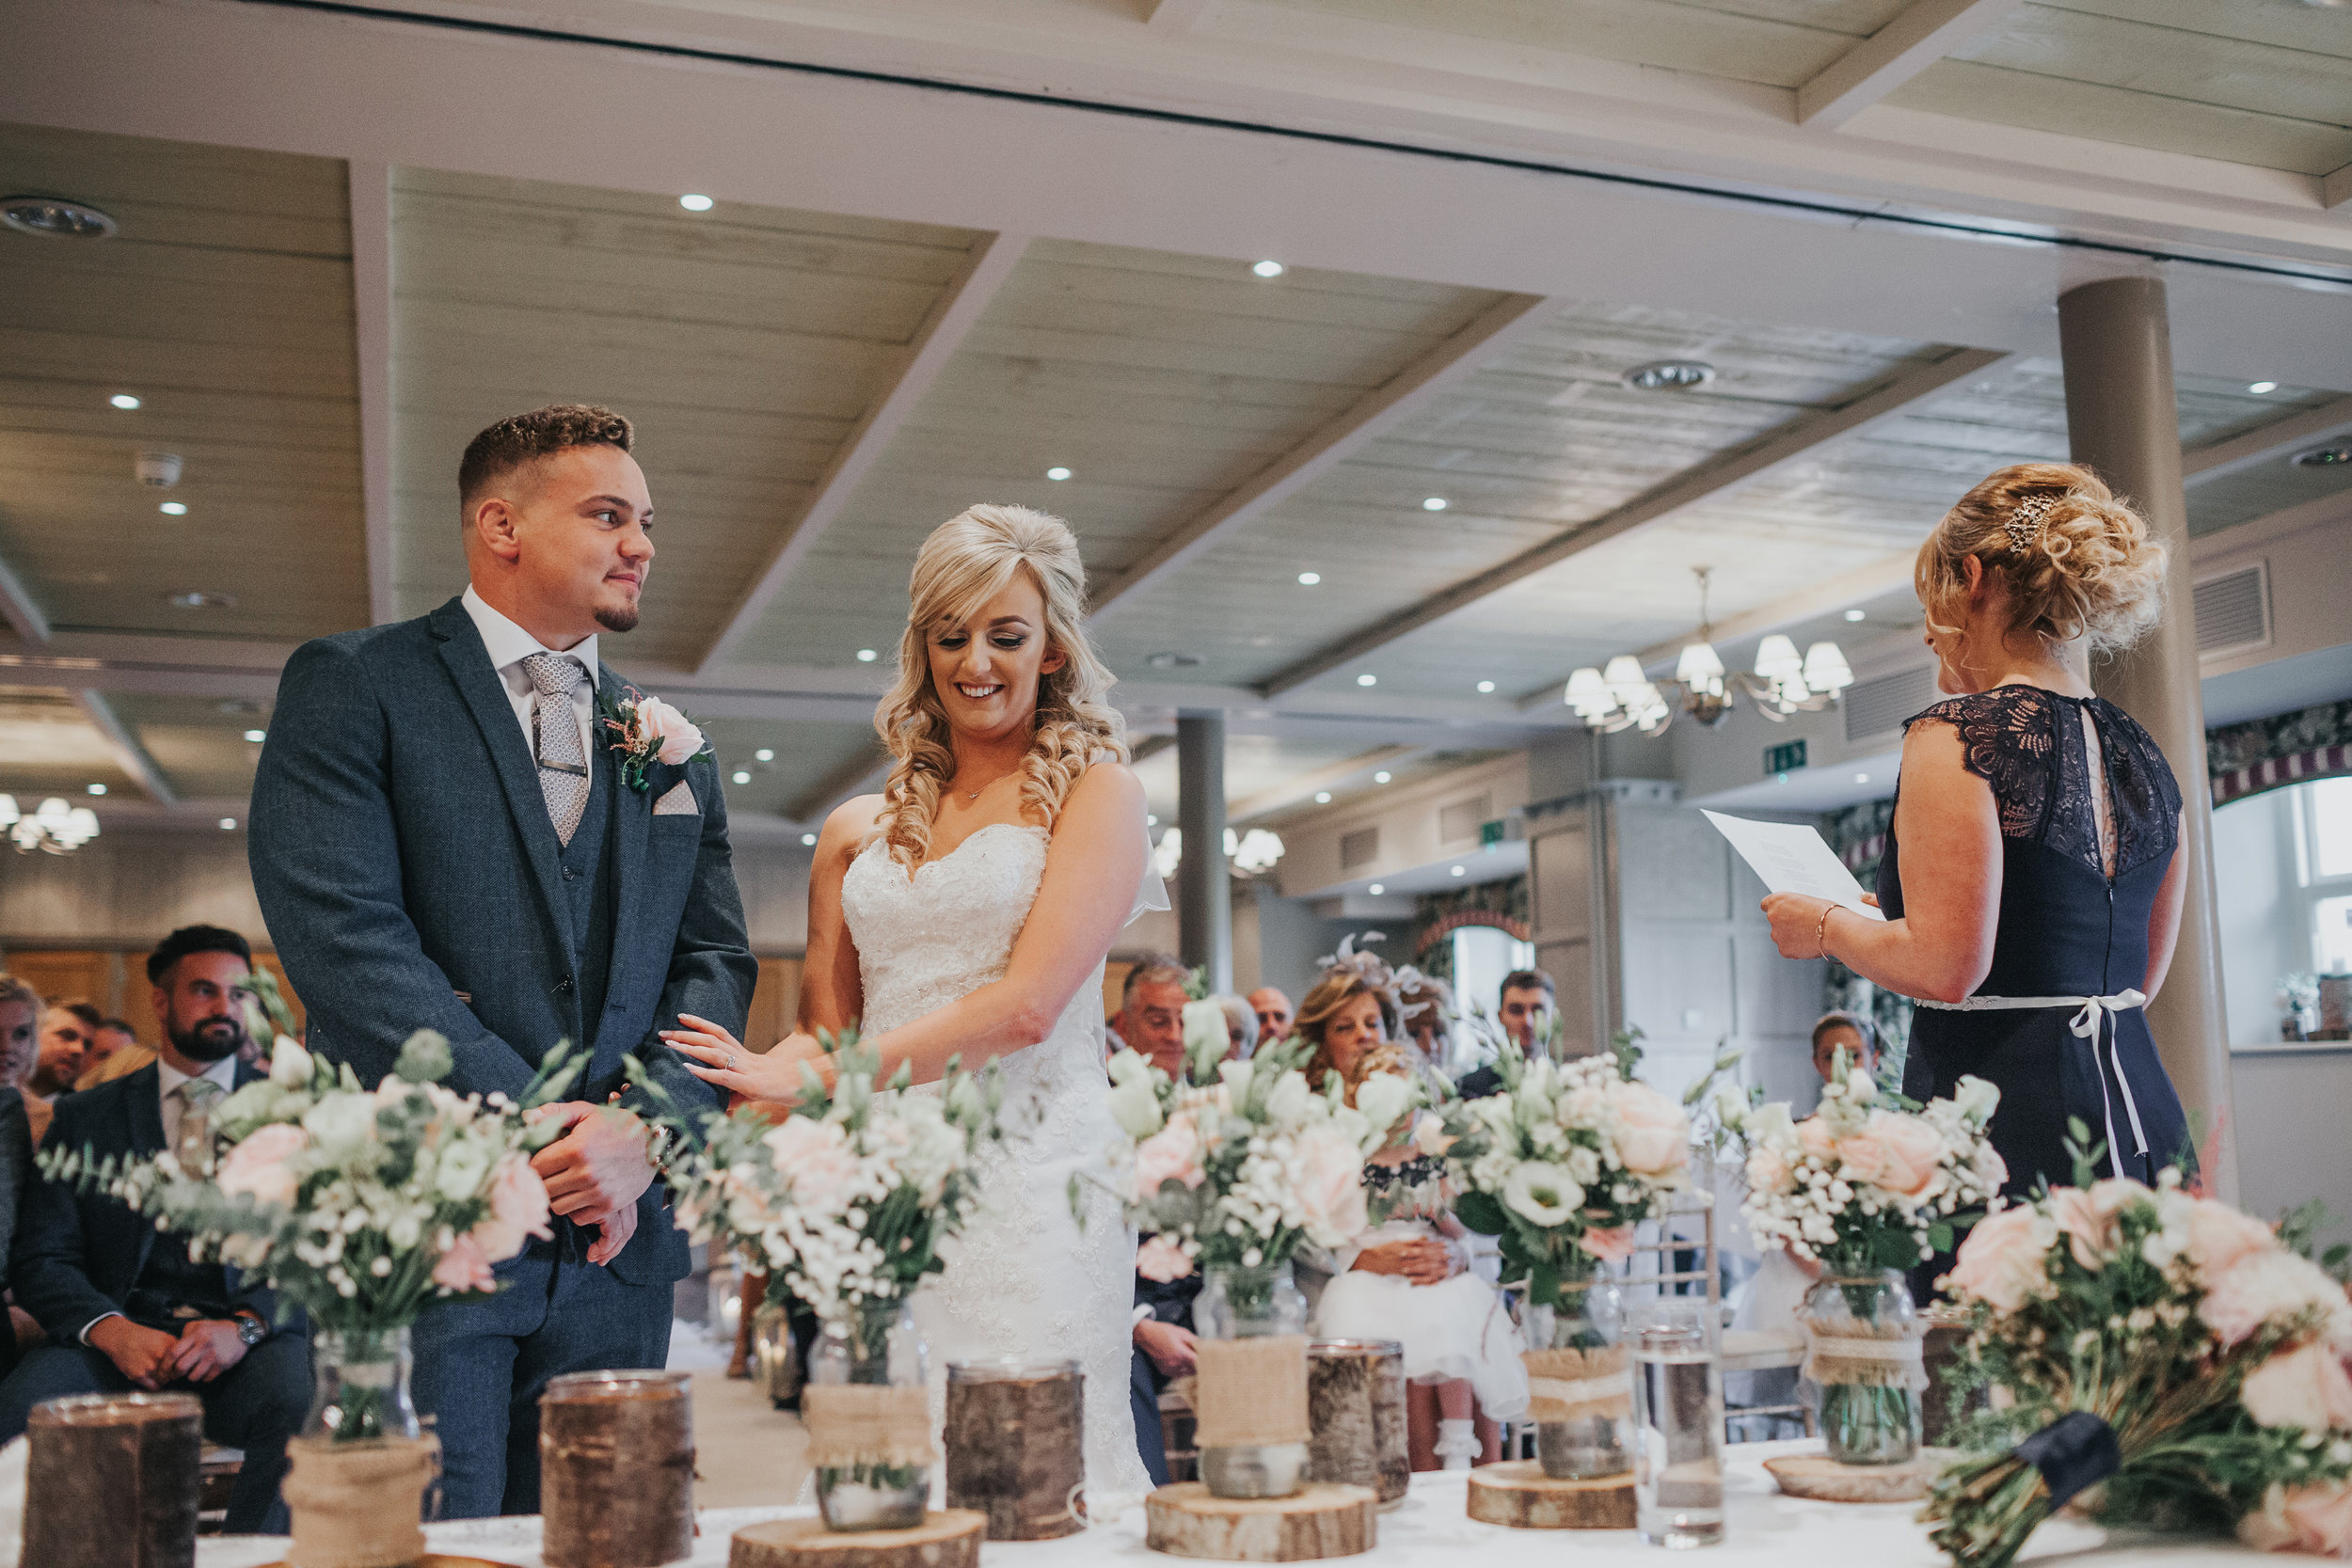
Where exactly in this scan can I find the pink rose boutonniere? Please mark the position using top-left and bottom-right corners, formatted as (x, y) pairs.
(600, 688), (711, 792)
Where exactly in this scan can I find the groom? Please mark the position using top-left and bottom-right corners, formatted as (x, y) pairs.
(249, 404), (754, 1515)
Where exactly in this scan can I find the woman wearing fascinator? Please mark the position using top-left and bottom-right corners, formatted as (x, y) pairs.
(1298, 937), (1528, 1470)
(1760, 463), (2192, 1212)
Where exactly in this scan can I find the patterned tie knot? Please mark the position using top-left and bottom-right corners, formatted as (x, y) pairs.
(522, 652), (585, 700)
(181, 1077), (222, 1109)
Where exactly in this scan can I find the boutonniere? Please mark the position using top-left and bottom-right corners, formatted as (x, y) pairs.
(598, 688), (711, 794)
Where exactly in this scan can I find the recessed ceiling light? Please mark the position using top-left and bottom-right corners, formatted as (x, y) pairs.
(1373, 770), (1391, 784)
(678, 193), (713, 212)
(1356, 673), (1376, 686)
(2294, 445), (2352, 467)
(855, 648), (878, 662)
(1476, 680), (1495, 693)
(731, 770), (751, 784)
(1621, 359), (1716, 391)
(1422, 498), (1447, 512)
(1854, 772), (1871, 784)
(3, 196), (118, 239)
(110, 393), (142, 410)
(87, 784), (106, 796)
(1252, 260), (1284, 278)
(1450, 864), (1466, 877)
(755, 748), (774, 762)
(244, 729), (266, 743)
(1314, 791), (1331, 804)
(802, 832), (818, 847)
(159, 501), (186, 516)
(220, 817), (238, 831)
(1844, 609), (1867, 622)
(1367, 882), (1384, 895)
(1147, 814), (1158, 826)
(165, 591), (233, 609)
(1046, 467), (1072, 482)
(1296, 572), (1321, 586)
(2249, 381), (2279, 395)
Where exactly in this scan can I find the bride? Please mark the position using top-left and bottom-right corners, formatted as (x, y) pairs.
(661, 504), (1157, 1503)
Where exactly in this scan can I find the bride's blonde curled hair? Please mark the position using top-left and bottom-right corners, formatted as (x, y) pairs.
(871, 504), (1127, 870)
(1915, 462), (2169, 656)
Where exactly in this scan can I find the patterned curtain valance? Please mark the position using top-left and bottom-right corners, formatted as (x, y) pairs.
(1412, 875), (1530, 984)
(1823, 797), (1897, 888)
(2207, 698), (2352, 806)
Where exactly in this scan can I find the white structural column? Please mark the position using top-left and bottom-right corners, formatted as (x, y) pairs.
(2058, 276), (2235, 1197)
(1796, 0), (2029, 129)
(349, 159), (398, 626)
(1177, 711), (1232, 994)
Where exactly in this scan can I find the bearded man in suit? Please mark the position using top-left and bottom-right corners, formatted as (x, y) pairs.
(249, 405), (755, 1516)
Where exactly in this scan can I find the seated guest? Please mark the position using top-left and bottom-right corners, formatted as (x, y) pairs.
(1130, 1242), (1201, 1486)
(1453, 968), (1554, 1101)
(2, 925), (310, 1533)
(24, 1001), (102, 1143)
(1247, 986), (1293, 1052)
(0, 975), (39, 1090)
(1113, 953), (1189, 1078)
(1396, 972), (1456, 1072)
(71, 1017), (149, 1093)
(1809, 1009), (1882, 1084)
(1207, 993), (1259, 1060)
(0, 976), (41, 1373)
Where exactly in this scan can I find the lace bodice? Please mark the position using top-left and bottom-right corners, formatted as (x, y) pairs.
(1904, 686), (2182, 879)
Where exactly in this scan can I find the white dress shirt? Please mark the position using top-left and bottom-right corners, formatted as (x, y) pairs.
(157, 1052), (240, 1154)
(461, 584), (598, 768)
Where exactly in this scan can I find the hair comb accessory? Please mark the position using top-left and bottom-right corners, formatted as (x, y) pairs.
(2004, 493), (2058, 555)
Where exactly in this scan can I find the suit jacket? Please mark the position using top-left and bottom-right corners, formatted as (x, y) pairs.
(13, 1062), (294, 1340)
(246, 596), (754, 1284)
(0, 1087), (30, 1290)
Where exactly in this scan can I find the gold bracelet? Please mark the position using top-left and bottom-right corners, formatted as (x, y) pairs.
(1815, 903), (1837, 961)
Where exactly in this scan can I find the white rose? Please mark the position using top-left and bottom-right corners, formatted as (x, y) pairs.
(1352, 1074), (1415, 1145)
(269, 1036), (313, 1087)
(301, 1093), (379, 1159)
(1105, 1052), (1165, 1139)
(1263, 1071), (1313, 1129)
(435, 1137), (494, 1202)
(1502, 1162), (1583, 1227)
(1949, 1076), (2001, 1126)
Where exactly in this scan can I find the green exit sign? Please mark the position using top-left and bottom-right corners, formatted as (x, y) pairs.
(1764, 738), (1808, 777)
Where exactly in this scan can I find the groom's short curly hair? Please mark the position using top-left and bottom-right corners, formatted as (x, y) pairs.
(459, 404), (634, 515)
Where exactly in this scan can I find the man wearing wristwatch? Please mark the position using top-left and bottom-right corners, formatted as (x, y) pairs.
(0, 926), (310, 1533)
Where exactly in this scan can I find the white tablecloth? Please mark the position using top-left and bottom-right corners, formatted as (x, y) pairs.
(195, 1442), (2264, 1567)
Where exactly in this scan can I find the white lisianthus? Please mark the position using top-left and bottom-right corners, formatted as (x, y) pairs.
(434, 1138), (494, 1202)
(1217, 1057), (1256, 1106)
(1181, 1000), (1229, 1063)
(269, 1035), (313, 1087)
(1263, 1071), (1313, 1129)
(1502, 1161), (1584, 1226)
(1352, 1074), (1415, 1144)
(302, 1093), (378, 1158)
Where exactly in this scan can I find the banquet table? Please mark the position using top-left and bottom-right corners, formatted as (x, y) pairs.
(194, 1442), (2267, 1567)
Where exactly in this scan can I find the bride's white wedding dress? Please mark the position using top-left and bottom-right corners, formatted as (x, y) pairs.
(840, 820), (1158, 1505)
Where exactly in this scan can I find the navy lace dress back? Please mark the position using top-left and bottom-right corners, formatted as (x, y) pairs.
(1880, 684), (2191, 1197)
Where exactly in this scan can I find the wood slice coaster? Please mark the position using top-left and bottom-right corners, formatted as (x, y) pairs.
(1763, 1449), (1956, 1503)
(1144, 1481), (1376, 1561)
(255, 1559), (517, 1568)
(728, 1511), (986, 1568)
(1465, 1462), (1636, 1529)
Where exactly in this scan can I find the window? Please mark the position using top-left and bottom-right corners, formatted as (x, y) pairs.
(2309, 777), (2352, 882)
(1452, 926), (1536, 1022)
(2293, 780), (2352, 970)
(2215, 776), (2352, 1047)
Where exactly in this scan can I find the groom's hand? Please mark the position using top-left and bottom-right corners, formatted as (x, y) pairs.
(529, 1102), (656, 1260)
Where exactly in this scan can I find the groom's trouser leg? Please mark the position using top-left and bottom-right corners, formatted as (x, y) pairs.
(412, 1247), (548, 1518)
(495, 1237), (676, 1516)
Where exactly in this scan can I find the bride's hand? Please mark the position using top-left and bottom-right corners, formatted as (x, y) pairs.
(660, 1015), (835, 1105)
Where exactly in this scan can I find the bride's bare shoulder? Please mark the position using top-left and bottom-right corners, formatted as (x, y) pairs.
(1067, 759), (1142, 811)
(818, 794), (890, 857)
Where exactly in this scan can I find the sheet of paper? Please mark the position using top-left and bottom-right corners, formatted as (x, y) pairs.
(1700, 810), (1886, 920)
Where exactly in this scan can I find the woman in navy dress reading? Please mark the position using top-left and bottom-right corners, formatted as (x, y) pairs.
(1763, 462), (2191, 1197)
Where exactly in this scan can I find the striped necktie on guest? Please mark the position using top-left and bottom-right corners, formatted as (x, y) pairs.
(521, 651), (591, 846)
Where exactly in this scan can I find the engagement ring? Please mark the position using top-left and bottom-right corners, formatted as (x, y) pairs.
(725, 1052), (738, 1070)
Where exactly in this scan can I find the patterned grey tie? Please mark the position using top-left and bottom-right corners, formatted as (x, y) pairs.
(176, 1078), (222, 1170)
(521, 652), (591, 847)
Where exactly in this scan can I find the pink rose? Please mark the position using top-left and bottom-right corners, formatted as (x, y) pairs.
(1943, 1204), (2052, 1313)
(635, 696), (705, 767)
(432, 1231), (497, 1293)
(1796, 1117), (1837, 1164)
(1747, 1145), (1794, 1196)
(2241, 1481), (2352, 1557)
(1136, 1235), (1194, 1283)
(1607, 1081), (1690, 1179)
(215, 1124), (308, 1211)
(2242, 1338), (2352, 1432)
(1135, 1112), (1207, 1196)
(2184, 1199), (2277, 1282)
(469, 1153), (553, 1261)
(763, 1116), (860, 1212)
(1579, 1225), (1638, 1264)
(1292, 1126), (1369, 1247)
(1838, 1111), (1945, 1199)
(2202, 1249), (2352, 1349)
(2047, 1188), (2118, 1270)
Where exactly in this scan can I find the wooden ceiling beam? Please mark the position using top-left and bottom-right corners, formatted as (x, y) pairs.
(694, 230), (1031, 674)
(1797, 0), (2030, 131)
(72, 689), (176, 805)
(1260, 346), (2010, 699)
(1088, 292), (1558, 618)
(0, 555), (51, 647)
(350, 159), (398, 626)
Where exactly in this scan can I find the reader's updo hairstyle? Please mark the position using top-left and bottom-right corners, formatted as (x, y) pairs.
(1915, 463), (2168, 656)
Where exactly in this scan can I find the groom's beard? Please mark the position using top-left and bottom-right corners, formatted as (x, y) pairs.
(595, 602), (640, 633)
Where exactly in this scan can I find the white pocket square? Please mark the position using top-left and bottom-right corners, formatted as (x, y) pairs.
(653, 781), (699, 816)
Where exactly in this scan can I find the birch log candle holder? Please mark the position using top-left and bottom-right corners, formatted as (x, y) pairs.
(943, 1357), (1086, 1540)
(24, 1392), (203, 1568)
(1304, 1340), (1408, 1509)
(539, 1370), (696, 1568)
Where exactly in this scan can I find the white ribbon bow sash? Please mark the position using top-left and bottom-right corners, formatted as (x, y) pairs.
(1915, 989), (2149, 1175)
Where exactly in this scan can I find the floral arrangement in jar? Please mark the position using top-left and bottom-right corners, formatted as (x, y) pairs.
(1925, 1156), (2352, 1567)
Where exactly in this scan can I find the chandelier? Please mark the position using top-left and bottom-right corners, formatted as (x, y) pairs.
(1151, 826), (1286, 879)
(2, 795), (102, 854)
(1564, 567), (1853, 736)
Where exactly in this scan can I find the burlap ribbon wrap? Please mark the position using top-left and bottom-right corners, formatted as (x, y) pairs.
(1801, 1323), (1929, 1390)
(1186, 1336), (1311, 1448)
(1522, 1346), (1632, 1422)
(803, 1385), (937, 1470)
(281, 1434), (438, 1568)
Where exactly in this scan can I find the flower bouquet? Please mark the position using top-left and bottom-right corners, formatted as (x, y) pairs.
(1441, 1041), (1695, 1479)
(1729, 1061), (2006, 1465)
(1922, 1154), (2352, 1567)
(648, 1029), (1001, 1531)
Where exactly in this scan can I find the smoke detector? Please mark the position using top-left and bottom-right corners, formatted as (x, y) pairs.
(136, 451), (183, 489)
(1, 196), (118, 239)
(1621, 360), (1717, 391)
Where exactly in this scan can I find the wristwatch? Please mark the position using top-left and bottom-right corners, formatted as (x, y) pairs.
(234, 1314), (268, 1348)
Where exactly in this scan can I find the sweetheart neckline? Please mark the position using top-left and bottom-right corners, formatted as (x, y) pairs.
(860, 819), (1049, 883)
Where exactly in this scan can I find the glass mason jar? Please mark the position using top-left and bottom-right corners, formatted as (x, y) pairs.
(1194, 1261), (1310, 1500)
(808, 1299), (930, 1531)
(303, 1326), (421, 1442)
(1801, 1271), (1924, 1466)
(1518, 1273), (1629, 1479)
